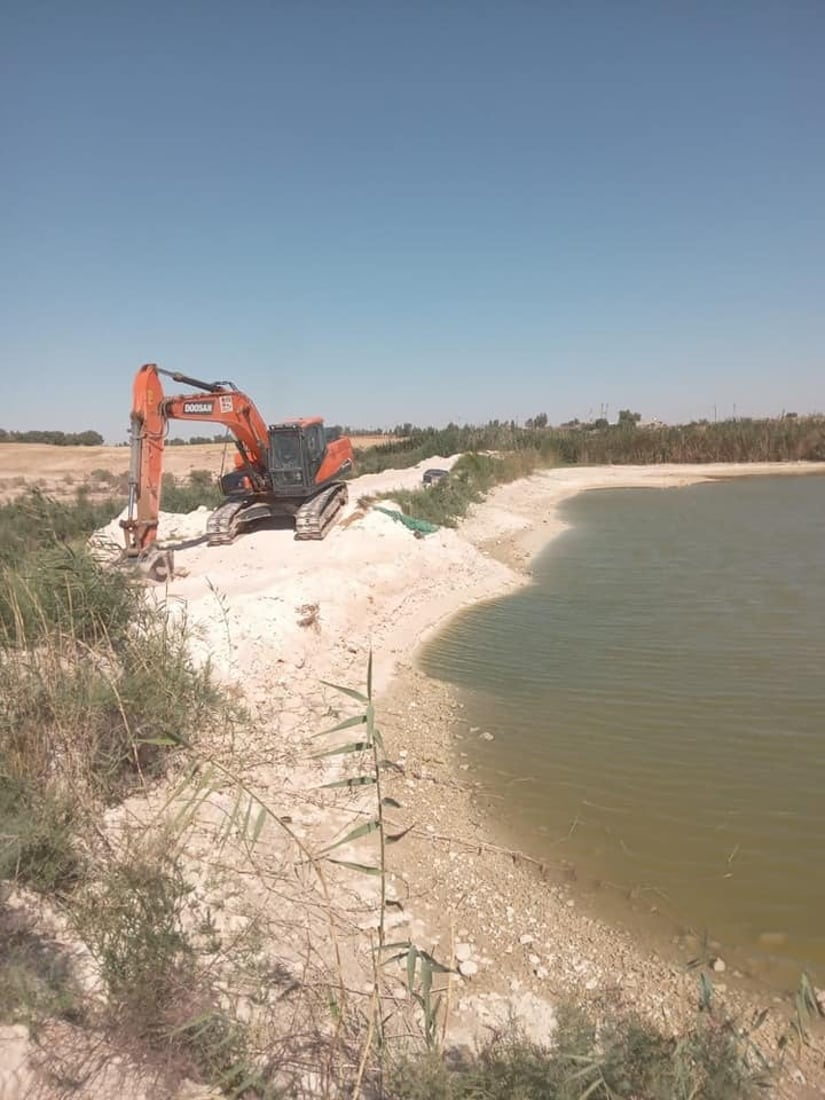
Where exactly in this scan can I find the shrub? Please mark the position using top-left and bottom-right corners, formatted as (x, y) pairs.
(75, 842), (273, 1094)
(0, 903), (79, 1025)
(0, 489), (122, 564)
(386, 451), (541, 527)
(78, 844), (194, 1031)
(0, 606), (230, 807)
(161, 472), (223, 513)
(388, 1009), (768, 1099)
(90, 468), (117, 484)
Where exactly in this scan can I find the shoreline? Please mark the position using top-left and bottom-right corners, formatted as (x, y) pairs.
(458, 460), (825, 572)
(374, 461), (825, 1086)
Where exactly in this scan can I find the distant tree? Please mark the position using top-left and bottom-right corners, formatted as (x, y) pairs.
(617, 409), (642, 428)
(533, 412), (548, 429)
(592, 418), (610, 430)
(525, 417), (535, 429)
(0, 428), (102, 446)
(75, 430), (104, 446)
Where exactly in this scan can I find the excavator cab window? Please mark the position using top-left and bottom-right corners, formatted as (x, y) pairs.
(268, 425), (310, 494)
(304, 423), (325, 467)
(272, 430), (302, 469)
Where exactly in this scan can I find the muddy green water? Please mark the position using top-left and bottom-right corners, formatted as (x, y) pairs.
(420, 475), (825, 986)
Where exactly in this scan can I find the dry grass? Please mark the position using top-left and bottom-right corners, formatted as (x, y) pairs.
(0, 436), (394, 503)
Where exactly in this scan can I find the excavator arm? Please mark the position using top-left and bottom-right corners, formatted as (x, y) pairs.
(120, 363), (271, 561)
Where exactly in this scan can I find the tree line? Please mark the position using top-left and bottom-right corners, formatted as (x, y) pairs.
(357, 414), (825, 475)
(0, 429), (104, 446)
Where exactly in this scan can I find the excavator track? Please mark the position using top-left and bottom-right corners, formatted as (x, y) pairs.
(294, 483), (348, 540)
(206, 499), (275, 546)
(205, 483), (348, 545)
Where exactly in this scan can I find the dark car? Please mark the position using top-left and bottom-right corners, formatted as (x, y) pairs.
(422, 468), (450, 487)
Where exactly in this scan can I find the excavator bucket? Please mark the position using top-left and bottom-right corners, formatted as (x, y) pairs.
(134, 548), (175, 584)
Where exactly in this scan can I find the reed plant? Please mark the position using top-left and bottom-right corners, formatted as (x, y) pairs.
(355, 415), (825, 478)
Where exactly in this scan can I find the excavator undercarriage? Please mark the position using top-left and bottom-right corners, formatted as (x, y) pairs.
(204, 481), (349, 545)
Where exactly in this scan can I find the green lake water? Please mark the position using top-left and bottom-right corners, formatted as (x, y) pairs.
(420, 475), (825, 986)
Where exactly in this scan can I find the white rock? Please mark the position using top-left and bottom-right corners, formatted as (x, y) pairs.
(519, 933), (534, 946)
(480, 731), (495, 741)
(454, 942), (473, 962)
(711, 957), (726, 973)
(459, 959), (479, 977)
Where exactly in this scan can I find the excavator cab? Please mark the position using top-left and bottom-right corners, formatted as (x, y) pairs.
(268, 420), (329, 496)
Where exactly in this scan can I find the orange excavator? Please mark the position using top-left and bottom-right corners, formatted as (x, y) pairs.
(121, 364), (354, 576)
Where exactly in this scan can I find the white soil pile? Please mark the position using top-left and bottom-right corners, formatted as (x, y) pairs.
(92, 454), (475, 693)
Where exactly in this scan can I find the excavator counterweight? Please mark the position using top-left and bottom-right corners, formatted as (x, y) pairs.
(121, 364), (354, 575)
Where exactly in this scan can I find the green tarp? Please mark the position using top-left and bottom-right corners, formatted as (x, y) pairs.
(373, 506), (439, 535)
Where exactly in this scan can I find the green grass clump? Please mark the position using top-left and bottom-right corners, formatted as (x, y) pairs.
(75, 841), (275, 1095)
(161, 469), (224, 513)
(0, 775), (81, 892)
(78, 845), (194, 1030)
(0, 604), (229, 808)
(388, 1009), (767, 1099)
(0, 488), (122, 564)
(0, 903), (79, 1026)
(0, 543), (237, 908)
(386, 451), (541, 527)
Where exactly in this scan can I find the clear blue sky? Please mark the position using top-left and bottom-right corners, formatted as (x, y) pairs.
(2, 1), (823, 440)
